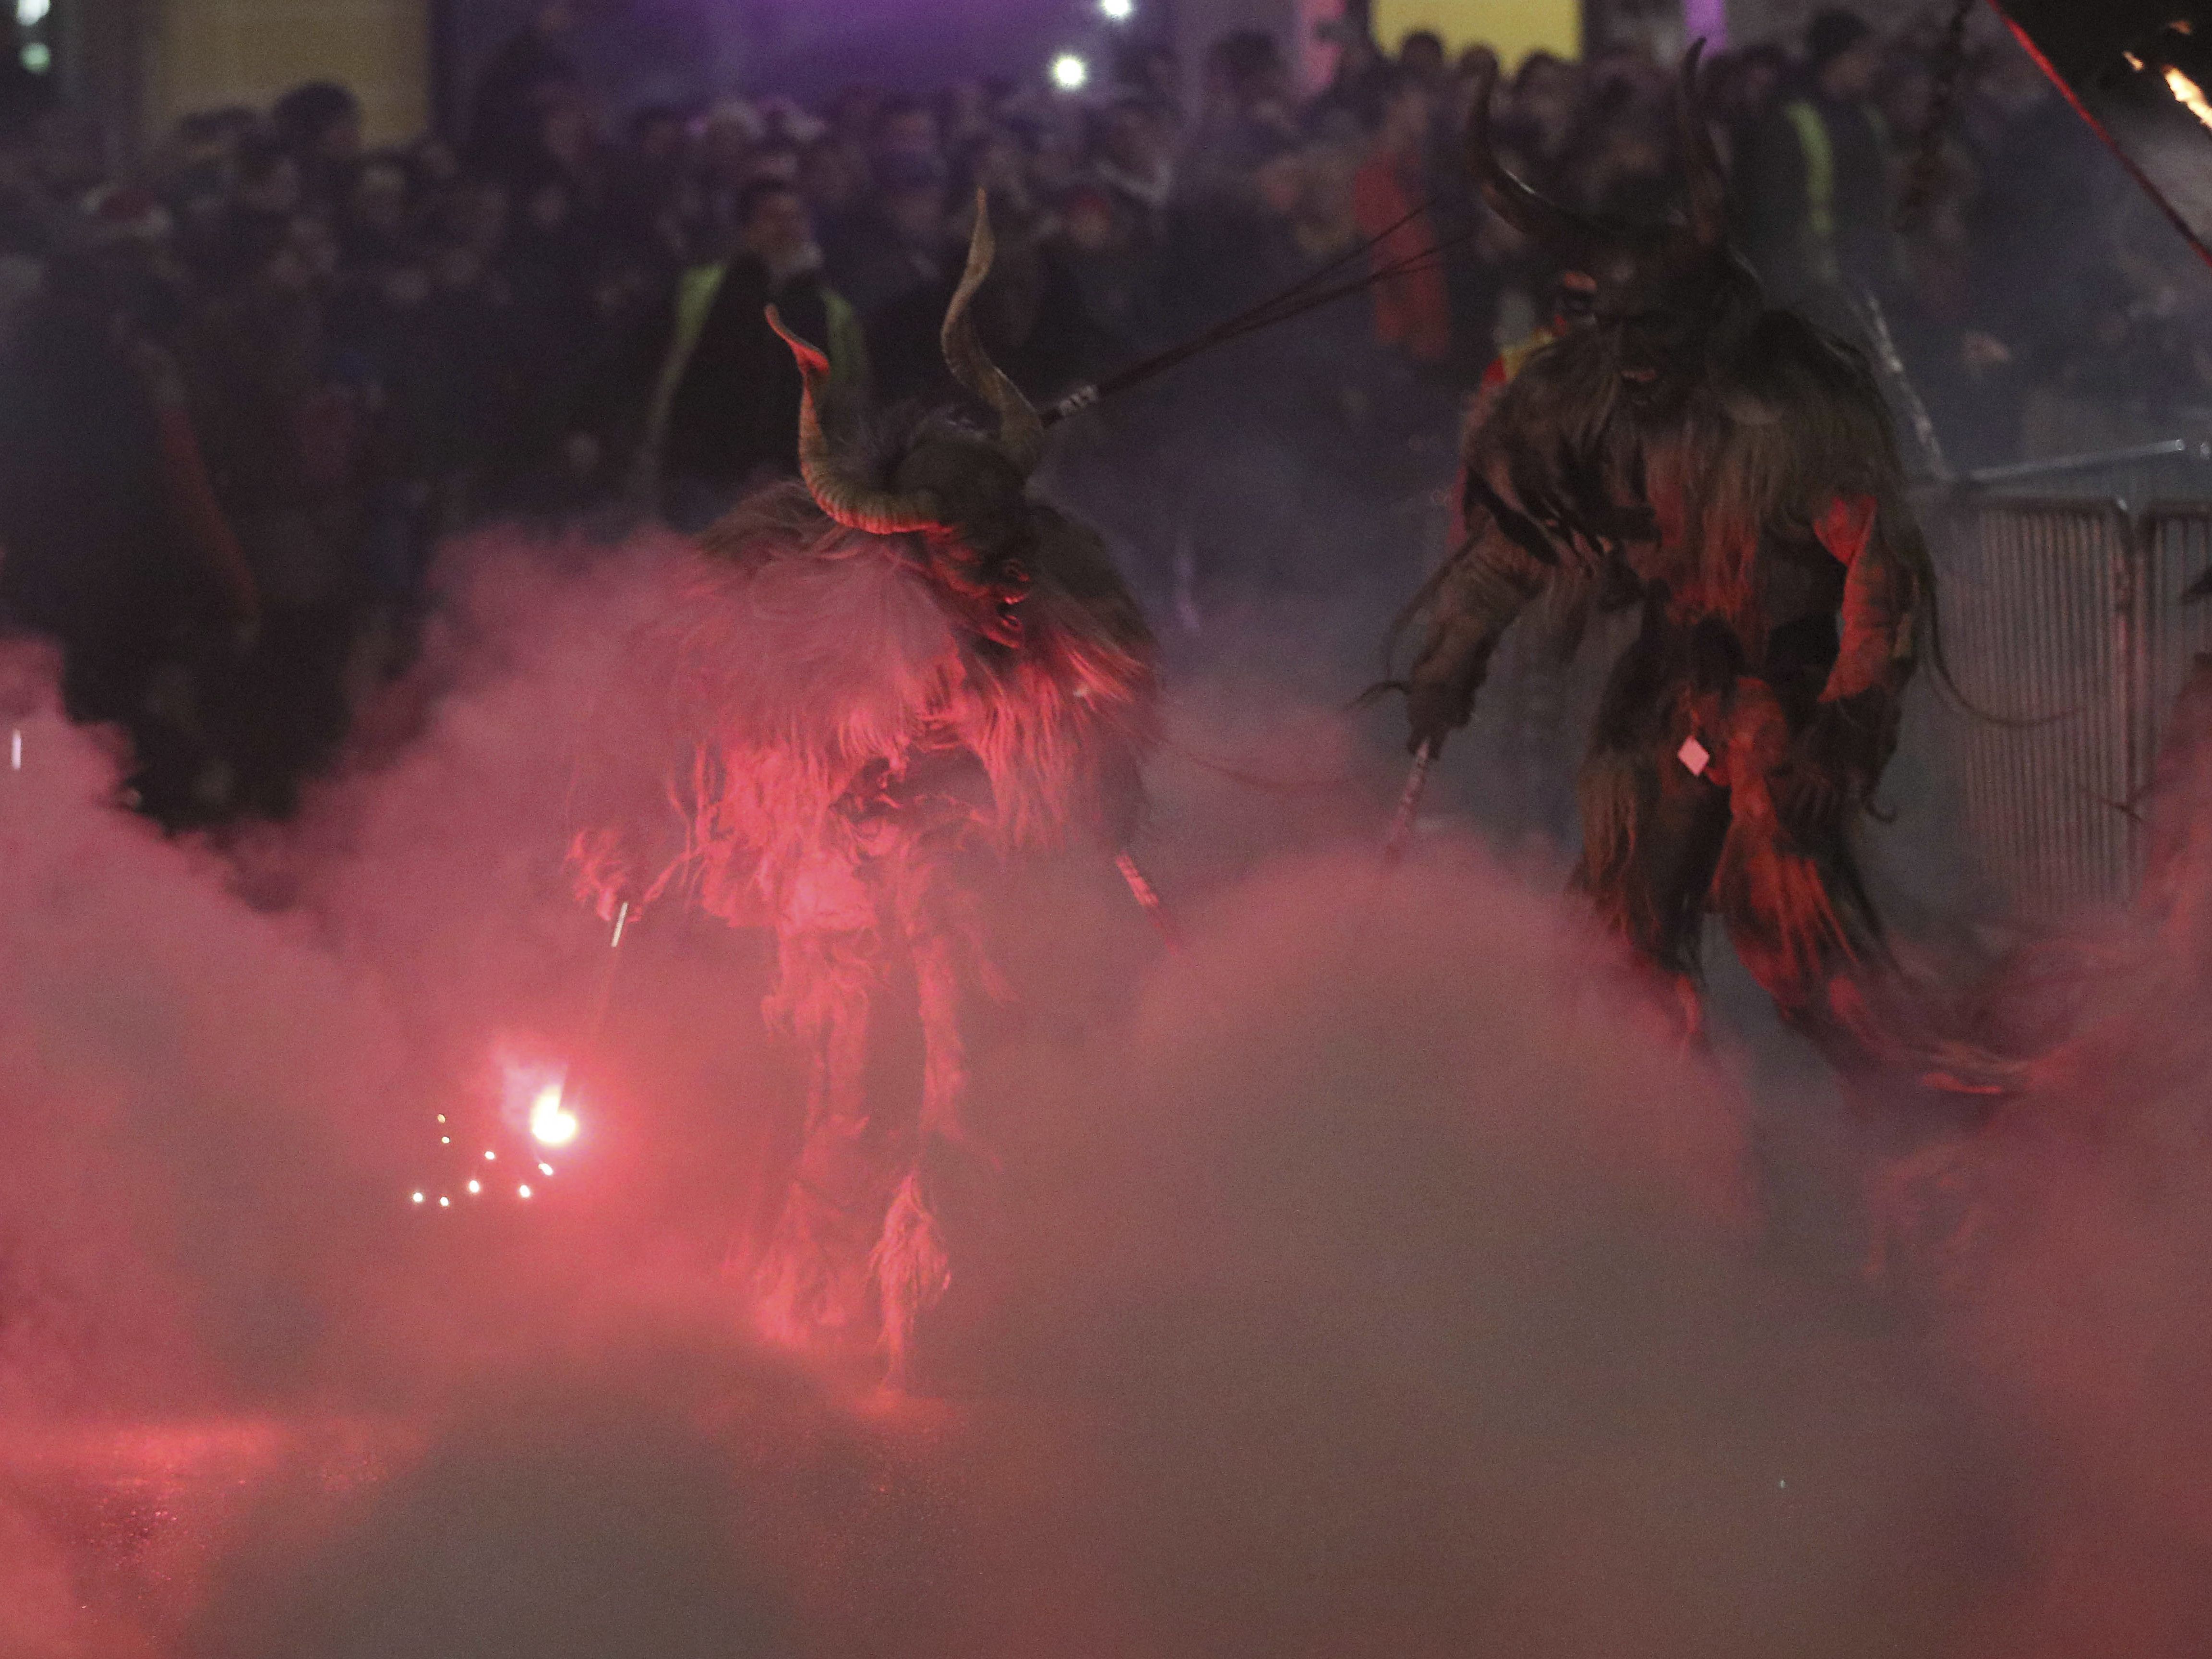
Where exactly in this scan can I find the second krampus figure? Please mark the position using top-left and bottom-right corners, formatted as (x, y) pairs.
(1398, 47), (1939, 1076)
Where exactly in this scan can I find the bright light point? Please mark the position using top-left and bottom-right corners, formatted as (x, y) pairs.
(518, 1185), (532, 1199)
(1099, 0), (1133, 19)
(16, 0), (49, 25)
(1050, 52), (1088, 91)
(411, 1191), (424, 1204)
(538, 1162), (554, 1176)
(2167, 66), (2212, 131)
(441, 1137), (450, 1145)
(467, 1179), (481, 1194)
(529, 1085), (579, 1147)
(438, 1196), (451, 1208)
(484, 1149), (496, 1160)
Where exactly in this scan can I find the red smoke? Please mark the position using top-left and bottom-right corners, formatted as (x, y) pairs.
(0, 535), (2207, 1655)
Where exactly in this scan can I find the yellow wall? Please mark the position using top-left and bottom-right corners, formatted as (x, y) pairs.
(146, 0), (429, 144)
(1373, 0), (1580, 67)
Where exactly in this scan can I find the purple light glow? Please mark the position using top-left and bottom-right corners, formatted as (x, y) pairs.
(1684, 0), (1727, 50)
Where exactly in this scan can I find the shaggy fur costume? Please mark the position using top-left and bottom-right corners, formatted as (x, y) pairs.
(579, 452), (1154, 1376)
(1399, 48), (1935, 1077)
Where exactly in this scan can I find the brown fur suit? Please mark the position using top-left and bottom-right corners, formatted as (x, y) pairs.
(578, 200), (1156, 1379)
(1400, 48), (1928, 1071)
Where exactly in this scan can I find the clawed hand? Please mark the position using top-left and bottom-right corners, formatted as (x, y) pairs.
(1774, 760), (1846, 842)
(1405, 685), (1464, 757)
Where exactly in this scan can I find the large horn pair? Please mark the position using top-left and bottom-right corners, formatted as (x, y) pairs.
(1462, 53), (1586, 245)
(941, 188), (1044, 473)
(765, 305), (942, 534)
(766, 191), (1042, 534)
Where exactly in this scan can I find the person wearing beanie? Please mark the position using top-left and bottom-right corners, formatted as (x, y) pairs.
(1735, 8), (1898, 333)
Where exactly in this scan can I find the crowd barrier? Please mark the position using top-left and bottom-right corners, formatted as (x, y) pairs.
(1924, 495), (2212, 916)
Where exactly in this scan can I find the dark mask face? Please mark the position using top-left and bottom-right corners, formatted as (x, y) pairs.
(1479, 42), (1747, 379)
(925, 531), (1034, 648)
(893, 435), (1036, 647)
(1554, 228), (1759, 380)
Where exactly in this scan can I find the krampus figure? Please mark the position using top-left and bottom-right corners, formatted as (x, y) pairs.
(1397, 46), (1933, 1073)
(583, 200), (1155, 1378)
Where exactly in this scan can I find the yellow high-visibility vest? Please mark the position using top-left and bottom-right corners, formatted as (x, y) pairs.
(1780, 98), (1890, 285)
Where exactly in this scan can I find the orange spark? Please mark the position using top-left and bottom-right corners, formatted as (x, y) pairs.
(2165, 66), (2212, 131)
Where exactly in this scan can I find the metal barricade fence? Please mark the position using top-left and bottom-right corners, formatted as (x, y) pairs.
(1927, 496), (2212, 919)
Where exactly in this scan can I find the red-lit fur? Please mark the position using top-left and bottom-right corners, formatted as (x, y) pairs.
(584, 479), (1154, 1376)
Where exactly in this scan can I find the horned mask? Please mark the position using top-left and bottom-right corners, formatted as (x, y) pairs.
(768, 191), (1044, 648)
(1467, 43), (1756, 373)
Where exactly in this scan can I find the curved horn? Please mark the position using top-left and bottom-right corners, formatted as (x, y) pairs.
(766, 305), (942, 535)
(1463, 53), (1584, 244)
(1676, 40), (1729, 247)
(941, 188), (1045, 474)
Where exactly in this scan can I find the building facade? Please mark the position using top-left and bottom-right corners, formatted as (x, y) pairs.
(48, 0), (1955, 170)
(55, 0), (427, 160)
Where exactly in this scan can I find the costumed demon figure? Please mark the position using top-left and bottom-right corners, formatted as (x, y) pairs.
(578, 201), (1156, 1378)
(1397, 47), (1933, 1073)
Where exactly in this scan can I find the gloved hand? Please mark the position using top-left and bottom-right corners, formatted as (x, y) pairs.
(1774, 695), (1891, 843)
(1772, 754), (1844, 846)
(568, 828), (636, 924)
(1405, 678), (1470, 758)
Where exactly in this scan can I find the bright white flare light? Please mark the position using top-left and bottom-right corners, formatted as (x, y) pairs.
(529, 1084), (580, 1147)
(1099, 0), (1134, 20)
(467, 1179), (481, 1195)
(1051, 52), (1089, 91)
(2166, 66), (2212, 132)
(411, 1191), (424, 1204)
(518, 1185), (532, 1199)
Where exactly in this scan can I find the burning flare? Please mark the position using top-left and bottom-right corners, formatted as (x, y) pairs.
(530, 1084), (580, 1148)
(2165, 65), (2212, 132)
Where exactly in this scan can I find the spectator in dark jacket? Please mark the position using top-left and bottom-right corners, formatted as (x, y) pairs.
(0, 236), (260, 816)
(611, 178), (865, 529)
(270, 80), (362, 211)
(1734, 8), (1897, 332)
(824, 151), (952, 319)
(467, 3), (583, 184)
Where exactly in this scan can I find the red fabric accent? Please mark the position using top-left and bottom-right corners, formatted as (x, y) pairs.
(1351, 156), (1451, 366)
(1815, 494), (1877, 569)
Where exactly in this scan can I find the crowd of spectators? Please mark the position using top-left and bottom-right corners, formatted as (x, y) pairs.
(0, 4), (2202, 829)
